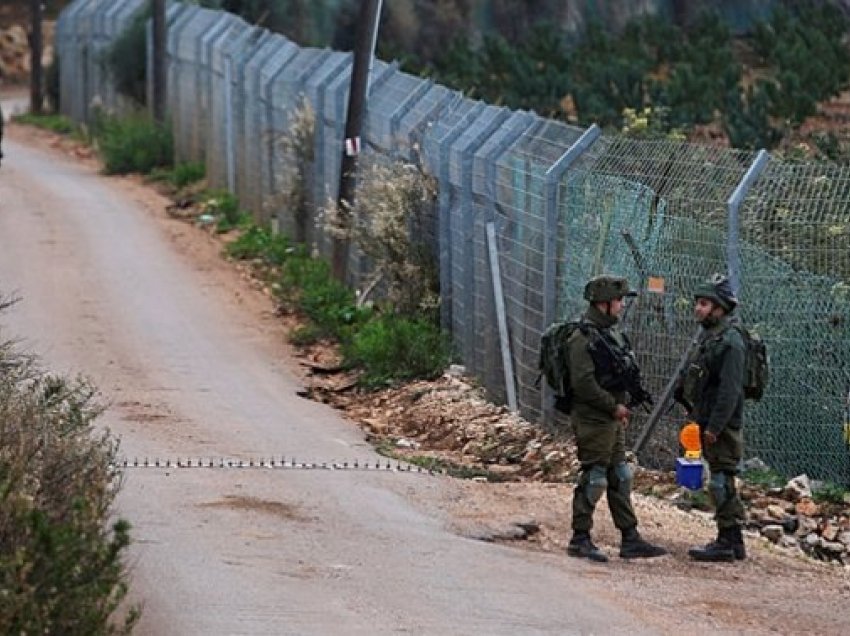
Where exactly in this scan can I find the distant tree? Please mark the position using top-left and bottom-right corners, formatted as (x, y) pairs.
(660, 12), (740, 127)
(427, 23), (570, 118)
(568, 20), (657, 127)
(722, 82), (782, 150)
(752, 2), (850, 125)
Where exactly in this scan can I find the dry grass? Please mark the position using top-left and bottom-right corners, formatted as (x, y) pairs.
(323, 158), (439, 314)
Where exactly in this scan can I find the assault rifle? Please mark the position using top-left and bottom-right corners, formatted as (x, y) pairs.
(584, 326), (654, 412)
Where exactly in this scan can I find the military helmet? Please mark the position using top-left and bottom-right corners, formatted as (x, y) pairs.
(584, 275), (637, 303)
(693, 273), (738, 312)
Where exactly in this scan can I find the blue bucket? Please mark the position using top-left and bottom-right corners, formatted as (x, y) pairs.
(675, 458), (704, 491)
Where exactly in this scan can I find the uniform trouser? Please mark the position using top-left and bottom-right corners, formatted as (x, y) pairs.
(571, 416), (638, 533)
(703, 426), (745, 530)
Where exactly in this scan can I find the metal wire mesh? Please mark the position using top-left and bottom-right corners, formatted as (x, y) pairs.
(57, 0), (850, 485)
(737, 161), (850, 483)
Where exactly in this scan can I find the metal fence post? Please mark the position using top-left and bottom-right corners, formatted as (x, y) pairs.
(540, 124), (601, 422)
(727, 149), (769, 293)
(633, 148), (770, 454)
(486, 221), (517, 411)
(224, 54), (236, 192)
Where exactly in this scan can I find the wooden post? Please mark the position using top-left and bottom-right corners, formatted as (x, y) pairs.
(332, 0), (383, 281)
(29, 0), (43, 115)
(152, 0), (167, 123)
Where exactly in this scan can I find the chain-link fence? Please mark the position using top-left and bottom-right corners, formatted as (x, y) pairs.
(56, 0), (850, 485)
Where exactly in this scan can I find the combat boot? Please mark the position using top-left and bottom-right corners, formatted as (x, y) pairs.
(728, 526), (747, 560)
(567, 532), (609, 563)
(688, 528), (736, 562)
(619, 527), (668, 559)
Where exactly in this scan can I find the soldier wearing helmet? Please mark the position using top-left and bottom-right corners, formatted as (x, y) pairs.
(676, 273), (747, 562)
(565, 275), (667, 562)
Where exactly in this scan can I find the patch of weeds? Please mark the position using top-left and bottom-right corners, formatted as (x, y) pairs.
(96, 113), (173, 175)
(225, 225), (290, 266)
(373, 442), (481, 479)
(278, 254), (370, 341)
(742, 467), (785, 489)
(170, 161), (206, 188)
(288, 324), (323, 346)
(672, 488), (712, 512)
(373, 438), (396, 457)
(199, 190), (249, 232)
(686, 489), (712, 511)
(343, 312), (451, 388)
(216, 212), (252, 233)
(12, 112), (77, 135)
(146, 166), (174, 183)
(400, 454), (513, 482)
(813, 482), (848, 505)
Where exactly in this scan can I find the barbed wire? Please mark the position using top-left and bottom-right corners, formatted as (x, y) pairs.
(113, 456), (442, 475)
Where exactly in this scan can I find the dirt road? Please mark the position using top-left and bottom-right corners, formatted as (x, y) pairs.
(1, 102), (849, 634)
(0, 103), (673, 634)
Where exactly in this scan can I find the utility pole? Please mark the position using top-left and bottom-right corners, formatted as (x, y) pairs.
(29, 0), (43, 115)
(332, 0), (383, 282)
(152, 0), (167, 124)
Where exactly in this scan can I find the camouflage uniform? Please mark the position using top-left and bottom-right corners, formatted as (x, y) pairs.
(568, 305), (637, 534)
(678, 275), (747, 562)
(565, 276), (666, 562)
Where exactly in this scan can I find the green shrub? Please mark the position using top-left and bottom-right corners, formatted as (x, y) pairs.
(343, 313), (451, 387)
(742, 466), (785, 489)
(210, 191), (239, 220)
(752, 3), (850, 125)
(288, 323), (324, 346)
(171, 161), (206, 188)
(812, 482), (848, 505)
(97, 114), (173, 175)
(0, 316), (138, 634)
(661, 13), (740, 128)
(1, 509), (137, 635)
(195, 190), (252, 231)
(723, 82), (783, 150)
(279, 255), (368, 340)
(225, 225), (290, 265)
(146, 162), (205, 189)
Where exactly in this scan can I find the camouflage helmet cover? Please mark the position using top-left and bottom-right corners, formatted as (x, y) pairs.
(584, 275), (637, 303)
(693, 273), (738, 312)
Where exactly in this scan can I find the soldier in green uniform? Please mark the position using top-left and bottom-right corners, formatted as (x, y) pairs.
(566, 275), (668, 562)
(676, 274), (747, 562)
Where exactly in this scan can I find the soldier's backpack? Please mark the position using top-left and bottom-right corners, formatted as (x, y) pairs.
(736, 325), (769, 401)
(538, 320), (582, 413)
